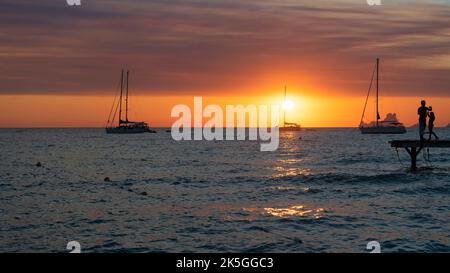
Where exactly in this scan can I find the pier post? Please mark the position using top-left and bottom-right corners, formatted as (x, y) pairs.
(411, 147), (417, 171)
(404, 147), (422, 171)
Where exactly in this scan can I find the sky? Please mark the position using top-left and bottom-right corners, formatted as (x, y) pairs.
(0, 0), (449, 127)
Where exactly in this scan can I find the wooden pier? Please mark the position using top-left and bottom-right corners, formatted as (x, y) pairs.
(390, 140), (450, 170)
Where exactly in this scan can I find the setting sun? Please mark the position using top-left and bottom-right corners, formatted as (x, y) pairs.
(283, 99), (294, 110)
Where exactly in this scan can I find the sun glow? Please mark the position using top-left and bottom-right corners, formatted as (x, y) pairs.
(283, 99), (294, 110)
(1, 95), (450, 128)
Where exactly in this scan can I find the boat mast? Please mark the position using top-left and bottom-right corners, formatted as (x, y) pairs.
(119, 69), (124, 125)
(126, 70), (129, 123)
(376, 58), (380, 126)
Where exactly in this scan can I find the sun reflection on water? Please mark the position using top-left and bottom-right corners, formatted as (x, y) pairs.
(277, 158), (303, 164)
(263, 205), (325, 219)
(268, 186), (312, 193)
(242, 205), (326, 219)
(271, 166), (312, 178)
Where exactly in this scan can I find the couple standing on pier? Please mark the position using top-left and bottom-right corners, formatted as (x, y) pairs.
(418, 100), (439, 142)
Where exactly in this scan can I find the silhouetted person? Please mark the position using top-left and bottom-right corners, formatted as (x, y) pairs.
(428, 107), (439, 140)
(418, 100), (430, 142)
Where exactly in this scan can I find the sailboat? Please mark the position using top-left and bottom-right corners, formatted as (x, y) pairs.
(280, 86), (301, 131)
(359, 59), (406, 134)
(106, 70), (155, 134)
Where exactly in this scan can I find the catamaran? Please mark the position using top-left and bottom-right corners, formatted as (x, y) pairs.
(106, 70), (155, 134)
(280, 86), (301, 131)
(359, 59), (406, 134)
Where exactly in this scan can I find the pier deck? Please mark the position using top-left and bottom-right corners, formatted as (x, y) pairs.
(390, 140), (450, 170)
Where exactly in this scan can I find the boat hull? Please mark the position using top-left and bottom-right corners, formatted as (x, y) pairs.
(360, 126), (406, 134)
(106, 127), (148, 134)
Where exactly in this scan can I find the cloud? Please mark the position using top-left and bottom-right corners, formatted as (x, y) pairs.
(0, 0), (449, 96)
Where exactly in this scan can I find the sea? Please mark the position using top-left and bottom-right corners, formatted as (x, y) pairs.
(0, 128), (449, 253)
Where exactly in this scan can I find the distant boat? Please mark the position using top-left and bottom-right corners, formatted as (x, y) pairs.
(359, 58), (406, 134)
(280, 86), (301, 131)
(447, 123), (450, 128)
(106, 70), (155, 134)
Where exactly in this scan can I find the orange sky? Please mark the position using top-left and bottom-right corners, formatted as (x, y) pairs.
(0, 1), (449, 127)
(1, 95), (449, 128)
